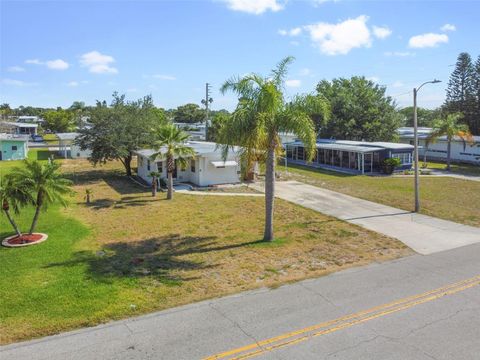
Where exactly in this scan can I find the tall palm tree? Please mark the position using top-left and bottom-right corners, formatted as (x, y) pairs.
(219, 57), (329, 241)
(151, 124), (195, 200)
(0, 176), (33, 237)
(11, 160), (74, 234)
(427, 113), (474, 171)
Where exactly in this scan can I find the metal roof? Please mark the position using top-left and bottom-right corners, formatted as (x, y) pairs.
(1, 122), (38, 128)
(287, 139), (413, 153)
(135, 141), (239, 159)
(0, 133), (29, 141)
(56, 132), (79, 141)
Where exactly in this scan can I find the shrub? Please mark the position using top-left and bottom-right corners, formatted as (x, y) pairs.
(382, 157), (402, 174)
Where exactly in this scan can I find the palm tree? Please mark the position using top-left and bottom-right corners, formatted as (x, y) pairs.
(427, 113), (474, 171)
(219, 57), (329, 241)
(149, 171), (161, 197)
(11, 160), (74, 234)
(0, 176), (33, 237)
(151, 124), (195, 200)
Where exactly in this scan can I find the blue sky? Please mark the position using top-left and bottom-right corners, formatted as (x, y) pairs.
(1, 0), (479, 111)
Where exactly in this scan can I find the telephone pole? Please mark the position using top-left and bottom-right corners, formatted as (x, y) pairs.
(201, 83), (213, 141)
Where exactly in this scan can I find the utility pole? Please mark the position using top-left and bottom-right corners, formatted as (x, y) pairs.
(201, 83), (213, 141)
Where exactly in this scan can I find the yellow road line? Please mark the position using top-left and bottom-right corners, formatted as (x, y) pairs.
(203, 275), (480, 360)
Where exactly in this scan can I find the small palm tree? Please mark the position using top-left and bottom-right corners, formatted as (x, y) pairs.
(0, 176), (33, 237)
(219, 57), (329, 241)
(427, 113), (474, 171)
(151, 124), (195, 200)
(11, 160), (74, 234)
(149, 171), (161, 197)
(84, 188), (93, 204)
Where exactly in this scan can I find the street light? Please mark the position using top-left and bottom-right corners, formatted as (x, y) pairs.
(413, 79), (441, 212)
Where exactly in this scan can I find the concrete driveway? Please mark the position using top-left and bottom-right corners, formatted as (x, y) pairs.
(255, 181), (480, 255)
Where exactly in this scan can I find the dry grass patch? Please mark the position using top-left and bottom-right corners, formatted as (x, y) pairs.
(0, 159), (411, 344)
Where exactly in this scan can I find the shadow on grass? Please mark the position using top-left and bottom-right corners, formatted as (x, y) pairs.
(44, 234), (271, 285)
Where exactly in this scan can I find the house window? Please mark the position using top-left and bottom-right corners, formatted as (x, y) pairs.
(392, 153), (412, 164)
(157, 161), (163, 173)
(297, 147), (304, 161)
(12, 145), (17, 151)
(147, 160), (151, 171)
(191, 159), (196, 172)
(286, 146), (293, 159)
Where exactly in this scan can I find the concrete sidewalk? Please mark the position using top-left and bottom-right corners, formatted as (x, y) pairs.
(253, 181), (480, 255)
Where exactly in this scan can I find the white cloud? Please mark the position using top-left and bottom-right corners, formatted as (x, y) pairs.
(278, 27), (302, 37)
(304, 15), (372, 55)
(25, 59), (42, 65)
(312, 0), (339, 6)
(80, 51), (118, 74)
(2, 79), (37, 87)
(384, 51), (415, 57)
(7, 66), (25, 72)
(392, 81), (404, 88)
(46, 59), (69, 70)
(67, 81), (79, 87)
(290, 41), (300, 46)
(373, 26), (392, 39)
(366, 76), (380, 83)
(153, 74), (176, 80)
(408, 33), (448, 48)
(222, 0), (284, 14)
(441, 23), (456, 32)
(299, 68), (311, 76)
(285, 79), (301, 87)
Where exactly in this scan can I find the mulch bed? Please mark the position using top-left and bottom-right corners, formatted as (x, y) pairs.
(2, 233), (48, 247)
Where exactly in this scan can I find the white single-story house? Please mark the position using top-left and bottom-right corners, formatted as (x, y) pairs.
(56, 132), (92, 159)
(397, 127), (480, 164)
(0, 133), (29, 161)
(135, 141), (241, 187)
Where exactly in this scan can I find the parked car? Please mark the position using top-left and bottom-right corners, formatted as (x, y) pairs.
(31, 134), (44, 142)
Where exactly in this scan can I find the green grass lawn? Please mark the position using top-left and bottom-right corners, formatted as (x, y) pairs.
(0, 159), (411, 344)
(279, 164), (480, 227)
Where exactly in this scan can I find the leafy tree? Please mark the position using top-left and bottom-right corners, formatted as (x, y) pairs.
(207, 111), (230, 142)
(444, 52), (478, 134)
(316, 76), (401, 141)
(43, 109), (76, 132)
(474, 55), (480, 134)
(10, 160), (74, 234)
(173, 103), (205, 123)
(75, 93), (157, 176)
(0, 176), (33, 237)
(427, 113), (474, 171)
(220, 57), (326, 242)
(398, 106), (441, 128)
(151, 124), (195, 200)
(0, 103), (12, 120)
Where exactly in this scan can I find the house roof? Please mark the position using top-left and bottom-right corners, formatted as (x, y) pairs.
(56, 132), (79, 141)
(135, 141), (239, 159)
(0, 133), (29, 142)
(1, 122), (38, 128)
(397, 127), (480, 143)
(287, 139), (413, 153)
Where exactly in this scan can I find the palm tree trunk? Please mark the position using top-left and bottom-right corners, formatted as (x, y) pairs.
(167, 172), (173, 200)
(167, 155), (174, 200)
(2, 201), (22, 237)
(263, 144), (276, 242)
(152, 177), (157, 197)
(446, 139), (452, 171)
(29, 192), (43, 234)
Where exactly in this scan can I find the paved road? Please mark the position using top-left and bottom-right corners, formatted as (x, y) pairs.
(252, 180), (480, 255)
(2, 243), (480, 360)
